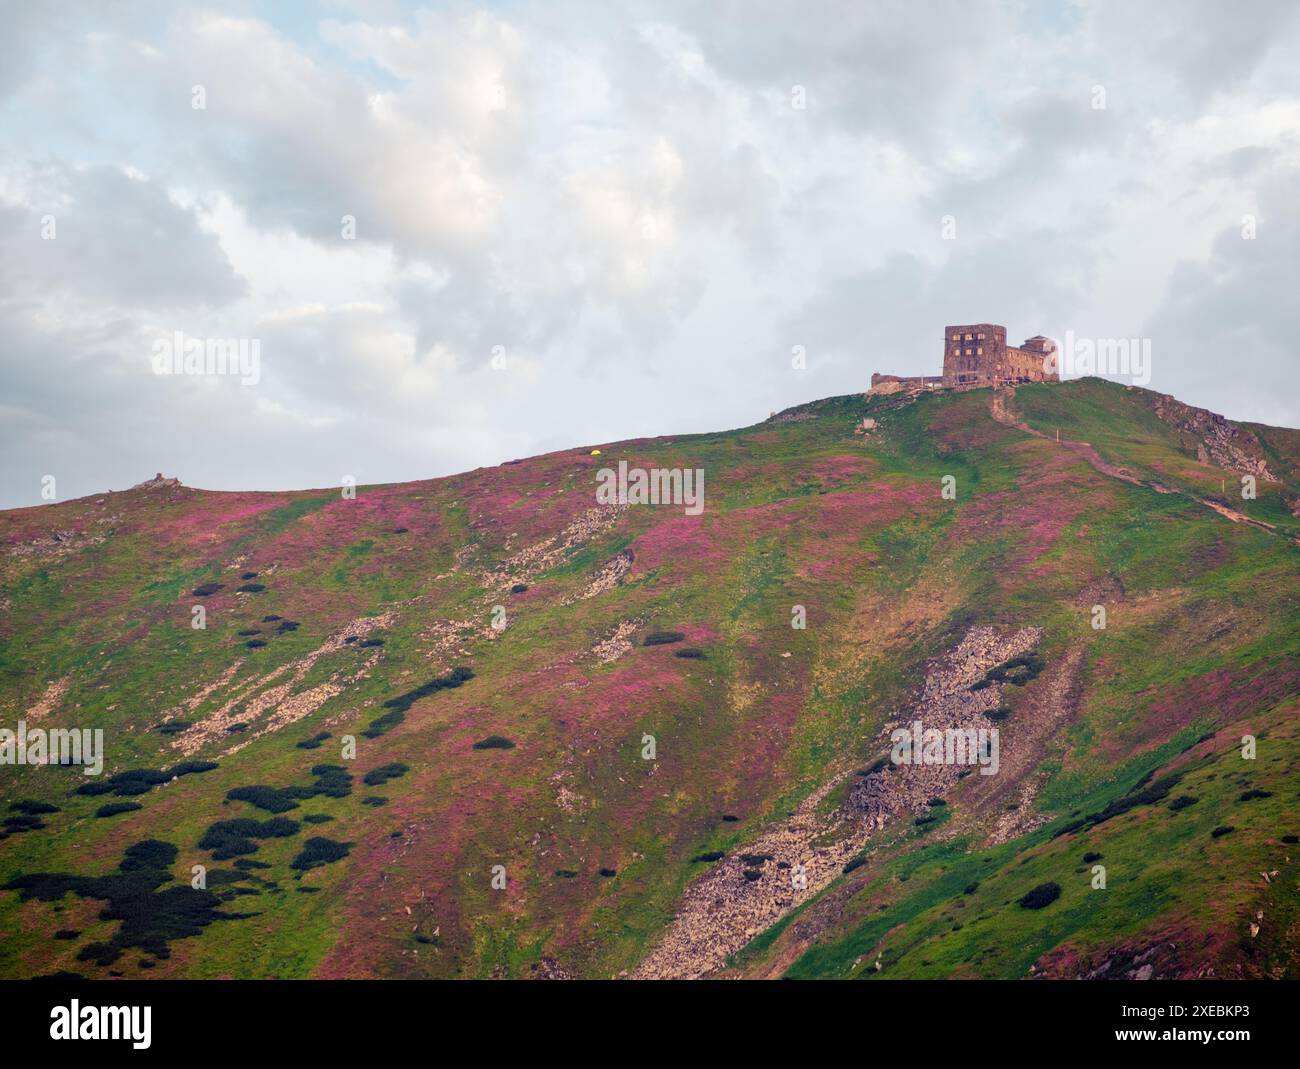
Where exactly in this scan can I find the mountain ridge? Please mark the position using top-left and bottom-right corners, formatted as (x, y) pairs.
(2, 377), (1297, 979)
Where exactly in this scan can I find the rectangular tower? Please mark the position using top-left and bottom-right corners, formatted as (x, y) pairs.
(943, 324), (1006, 385)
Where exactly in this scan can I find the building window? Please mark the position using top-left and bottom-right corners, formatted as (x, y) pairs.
(977, 347), (983, 355)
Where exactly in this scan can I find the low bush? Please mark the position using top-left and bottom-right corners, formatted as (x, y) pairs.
(226, 785), (299, 813)
(742, 869), (762, 881)
(1082, 851), (1103, 863)
(842, 857), (866, 874)
(76, 768), (172, 797)
(643, 631), (685, 646)
(1018, 882), (1060, 909)
(1169, 795), (1199, 811)
(1239, 789), (1272, 801)
(472, 735), (515, 750)
(674, 648), (706, 659)
(77, 943), (122, 966)
(10, 800), (60, 815)
(199, 817), (299, 859)
(155, 721), (191, 735)
(290, 837), (351, 872)
(510, 584), (529, 594)
(1211, 825), (1235, 838)
(95, 802), (143, 818)
(364, 666), (474, 737)
(169, 760), (217, 778)
(363, 762), (409, 787)
(691, 851), (724, 863)
(191, 583), (223, 597)
(236, 583), (266, 593)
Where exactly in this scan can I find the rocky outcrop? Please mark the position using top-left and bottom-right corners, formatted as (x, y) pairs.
(1152, 394), (1275, 480)
(633, 626), (1043, 979)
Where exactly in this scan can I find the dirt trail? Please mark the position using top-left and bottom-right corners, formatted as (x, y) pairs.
(989, 389), (1283, 538)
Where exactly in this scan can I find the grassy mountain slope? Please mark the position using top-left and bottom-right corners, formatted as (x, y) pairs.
(1, 378), (1297, 979)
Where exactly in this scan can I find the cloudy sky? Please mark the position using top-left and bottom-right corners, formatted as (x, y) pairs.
(2, 0), (1298, 507)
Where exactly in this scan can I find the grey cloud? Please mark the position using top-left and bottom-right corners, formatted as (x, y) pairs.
(0, 164), (245, 311)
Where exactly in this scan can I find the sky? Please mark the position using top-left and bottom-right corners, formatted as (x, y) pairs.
(1, 0), (1298, 507)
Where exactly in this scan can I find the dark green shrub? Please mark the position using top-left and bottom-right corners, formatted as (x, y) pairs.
(1169, 795), (1198, 811)
(302, 814), (333, 824)
(842, 857), (866, 874)
(721, 814), (739, 822)
(54, 929), (80, 940)
(4, 813), (46, 831)
(240, 572), (258, 580)
(361, 796), (387, 807)
(1282, 834), (1299, 844)
(692, 851), (725, 863)
(554, 869), (578, 878)
(359, 638), (384, 648)
(1082, 851), (1103, 863)
(290, 837), (351, 871)
(973, 652), (1044, 690)
(599, 868), (617, 877)
(510, 584), (529, 594)
(1018, 882), (1060, 909)
(236, 583), (266, 593)
(10, 800), (60, 815)
(643, 631), (685, 646)
(674, 648), (705, 659)
(1211, 825), (1235, 838)
(155, 721), (191, 735)
(296, 731), (330, 750)
(199, 817), (298, 859)
(1239, 789), (1272, 801)
(246, 639), (267, 649)
(95, 802), (142, 818)
(262, 615), (282, 623)
(77, 943), (122, 966)
(363, 762), (409, 786)
(742, 869), (762, 881)
(472, 735), (515, 750)
(169, 760), (217, 778)
(363, 666), (474, 737)
(983, 707), (1011, 721)
(238, 628), (261, 636)
(191, 583), (223, 596)
(226, 785), (299, 813)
